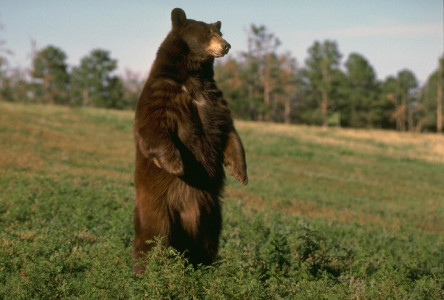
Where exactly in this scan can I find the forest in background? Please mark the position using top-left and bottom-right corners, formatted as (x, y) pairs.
(1, 24), (443, 132)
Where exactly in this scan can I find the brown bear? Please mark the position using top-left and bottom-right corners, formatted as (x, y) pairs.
(132, 8), (248, 274)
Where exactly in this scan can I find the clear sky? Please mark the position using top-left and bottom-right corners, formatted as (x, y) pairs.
(1, 0), (442, 84)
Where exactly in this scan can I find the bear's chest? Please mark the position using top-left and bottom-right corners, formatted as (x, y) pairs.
(182, 85), (210, 124)
(181, 79), (224, 123)
(178, 81), (229, 148)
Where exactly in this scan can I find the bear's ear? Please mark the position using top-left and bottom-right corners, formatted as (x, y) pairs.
(171, 8), (187, 29)
(213, 21), (221, 31)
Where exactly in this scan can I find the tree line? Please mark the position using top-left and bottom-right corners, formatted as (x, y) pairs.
(215, 25), (444, 133)
(0, 44), (143, 110)
(1, 24), (443, 132)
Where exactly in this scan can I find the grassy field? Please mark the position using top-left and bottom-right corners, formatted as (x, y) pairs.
(0, 101), (443, 299)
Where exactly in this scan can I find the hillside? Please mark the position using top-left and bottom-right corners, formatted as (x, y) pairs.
(1, 102), (443, 299)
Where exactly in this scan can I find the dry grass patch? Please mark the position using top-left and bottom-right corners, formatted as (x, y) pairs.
(0, 102), (134, 179)
(237, 121), (444, 163)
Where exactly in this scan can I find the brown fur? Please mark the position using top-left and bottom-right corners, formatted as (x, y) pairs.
(132, 8), (247, 274)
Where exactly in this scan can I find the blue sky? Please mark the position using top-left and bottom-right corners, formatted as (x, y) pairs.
(1, 0), (442, 84)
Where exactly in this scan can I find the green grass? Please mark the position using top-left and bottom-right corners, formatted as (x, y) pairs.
(1, 102), (443, 299)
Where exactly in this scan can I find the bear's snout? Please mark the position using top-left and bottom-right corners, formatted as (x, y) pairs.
(207, 37), (231, 57)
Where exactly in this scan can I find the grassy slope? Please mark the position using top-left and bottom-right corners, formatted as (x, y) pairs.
(235, 122), (444, 231)
(0, 102), (443, 299)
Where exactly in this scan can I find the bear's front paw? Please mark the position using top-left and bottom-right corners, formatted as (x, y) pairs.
(226, 162), (248, 185)
(234, 169), (248, 185)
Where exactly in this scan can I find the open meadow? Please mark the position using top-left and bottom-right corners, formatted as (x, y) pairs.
(0, 102), (443, 299)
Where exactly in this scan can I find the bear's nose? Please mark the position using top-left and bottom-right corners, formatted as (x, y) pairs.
(223, 42), (231, 54)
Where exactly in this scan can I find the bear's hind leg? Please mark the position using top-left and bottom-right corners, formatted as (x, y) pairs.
(132, 202), (171, 274)
(193, 203), (222, 266)
(202, 205), (222, 265)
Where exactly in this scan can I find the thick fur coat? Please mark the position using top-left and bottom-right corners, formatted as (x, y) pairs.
(132, 8), (247, 273)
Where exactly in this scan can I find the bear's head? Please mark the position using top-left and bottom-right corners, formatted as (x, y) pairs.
(171, 8), (231, 59)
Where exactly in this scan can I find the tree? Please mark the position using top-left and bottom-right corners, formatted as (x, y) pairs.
(382, 70), (419, 132)
(230, 24), (300, 122)
(0, 48), (11, 101)
(304, 40), (343, 127)
(215, 57), (251, 119)
(0, 23), (14, 102)
(71, 49), (123, 108)
(342, 53), (379, 127)
(395, 69), (418, 131)
(379, 76), (398, 130)
(419, 55), (444, 132)
(274, 53), (298, 123)
(437, 56), (443, 133)
(243, 24), (281, 121)
(121, 69), (143, 110)
(31, 45), (69, 104)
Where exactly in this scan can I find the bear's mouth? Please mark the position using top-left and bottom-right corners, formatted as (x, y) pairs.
(213, 51), (228, 58)
(208, 49), (226, 58)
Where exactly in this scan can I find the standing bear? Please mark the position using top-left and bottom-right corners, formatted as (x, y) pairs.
(132, 8), (248, 274)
